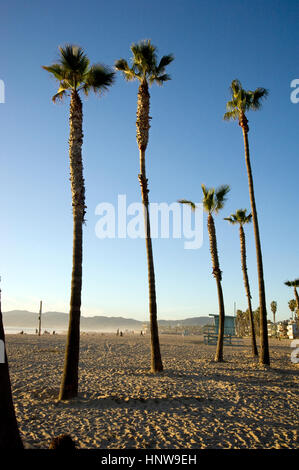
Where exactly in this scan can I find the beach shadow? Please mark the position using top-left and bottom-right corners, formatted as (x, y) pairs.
(197, 366), (298, 389)
(127, 369), (202, 380)
(54, 394), (218, 413)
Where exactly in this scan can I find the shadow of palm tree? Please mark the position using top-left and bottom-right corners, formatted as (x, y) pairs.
(54, 394), (216, 412)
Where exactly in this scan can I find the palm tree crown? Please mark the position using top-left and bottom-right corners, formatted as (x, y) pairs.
(201, 184), (230, 214)
(115, 39), (174, 85)
(223, 79), (268, 121)
(179, 185), (230, 215)
(43, 44), (115, 102)
(224, 209), (252, 225)
(284, 279), (299, 288)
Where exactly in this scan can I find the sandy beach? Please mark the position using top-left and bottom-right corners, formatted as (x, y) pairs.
(5, 333), (298, 449)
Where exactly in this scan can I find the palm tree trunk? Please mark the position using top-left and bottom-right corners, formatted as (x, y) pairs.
(207, 213), (225, 362)
(294, 287), (299, 311)
(136, 80), (163, 373)
(59, 90), (85, 400)
(0, 304), (23, 448)
(239, 225), (258, 357)
(240, 113), (270, 366)
(293, 287), (299, 320)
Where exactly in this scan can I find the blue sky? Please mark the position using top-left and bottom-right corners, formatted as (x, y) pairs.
(0, 0), (298, 321)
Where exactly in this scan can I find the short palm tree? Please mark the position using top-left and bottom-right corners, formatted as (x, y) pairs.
(43, 45), (115, 399)
(224, 209), (258, 357)
(0, 294), (23, 448)
(270, 301), (277, 324)
(224, 79), (270, 366)
(284, 279), (299, 316)
(115, 40), (174, 372)
(180, 184), (230, 362)
(288, 299), (296, 319)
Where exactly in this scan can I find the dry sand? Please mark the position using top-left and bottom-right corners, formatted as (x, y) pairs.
(5, 333), (299, 449)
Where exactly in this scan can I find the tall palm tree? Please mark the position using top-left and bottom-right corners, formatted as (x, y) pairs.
(284, 279), (299, 317)
(180, 184), (230, 362)
(270, 301), (277, 324)
(224, 79), (270, 366)
(0, 288), (23, 448)
(115, 40), (174, 372)
(224, 209), (258, 357)
(43, 45), (114, 399)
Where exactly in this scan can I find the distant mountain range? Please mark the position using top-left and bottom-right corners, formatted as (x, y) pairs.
(2, 310), (213, 332)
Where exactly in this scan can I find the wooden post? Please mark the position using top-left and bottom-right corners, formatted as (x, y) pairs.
(38, 301), (42, 336)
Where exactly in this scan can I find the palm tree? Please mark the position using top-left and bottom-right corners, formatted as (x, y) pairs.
(0, 286), (23, 448)
(288, 299), (296, 320)
(285, 279), (299, 317)
(115, 40), (174, 372)
(224, 209), (258, 357)
(270, 301), (277, 324)
(43, 45), (115, 399)
(224, 79), (270, 366)
(179, 184), (230, 362)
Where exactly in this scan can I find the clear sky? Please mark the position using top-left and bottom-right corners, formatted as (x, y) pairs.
(0, 0), (298, 321)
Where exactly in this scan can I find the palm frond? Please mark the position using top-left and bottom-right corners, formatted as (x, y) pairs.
(224, 216), (237, 225)
(201, 184), (208, 198)
(214, 185), (230, 214)
(150, 73), (171, 86)
(131, 39), (157, 76)
(236, 209), (252, 224)
(42, 64), (65, 81)
(215, 184), (230, 202)
(115, 58), (139, 81)
(156, 54), (174, 75)
(223, 110), (239, 121)
(58, 44), (90, 75)
(284, 279), (299, 287)
(201, 185), (216, 214)
(250, 87), (269, 110)
(114, 58), (129, 71)
(81, 64), (115, 94)
(52, 89), (67, 102)
(230, 79), (242, 97)
(178, 199), (197, 211)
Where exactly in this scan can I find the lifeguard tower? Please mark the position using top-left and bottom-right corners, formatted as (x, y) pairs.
(203, 314), (238, 345)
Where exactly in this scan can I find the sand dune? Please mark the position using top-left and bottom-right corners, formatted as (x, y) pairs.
(6, 333), (298, 449)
